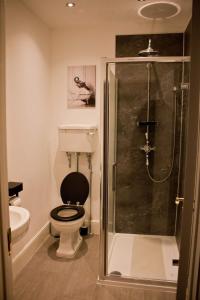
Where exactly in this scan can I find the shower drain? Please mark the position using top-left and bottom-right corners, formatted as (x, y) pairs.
(110, 271), (122, 276)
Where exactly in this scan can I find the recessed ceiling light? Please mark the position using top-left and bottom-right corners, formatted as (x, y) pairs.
(66, 2), (75, 8)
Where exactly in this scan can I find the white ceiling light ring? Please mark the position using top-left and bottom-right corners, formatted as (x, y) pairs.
(138, 1), (181, 20)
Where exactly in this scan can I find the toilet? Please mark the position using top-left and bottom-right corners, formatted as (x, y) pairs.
(50, 171), (89, 258)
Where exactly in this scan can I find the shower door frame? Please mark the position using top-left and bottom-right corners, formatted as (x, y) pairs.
(99, 56), (190, 292)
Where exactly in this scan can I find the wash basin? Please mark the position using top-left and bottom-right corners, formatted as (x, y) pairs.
(9, 206), (30, 243)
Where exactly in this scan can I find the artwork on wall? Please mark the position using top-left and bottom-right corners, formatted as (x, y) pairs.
(67, 65), (96, 109)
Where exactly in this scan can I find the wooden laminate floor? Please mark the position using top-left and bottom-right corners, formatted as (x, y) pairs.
(13, 235), (176, 300)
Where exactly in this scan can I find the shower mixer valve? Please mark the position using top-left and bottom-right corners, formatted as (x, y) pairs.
(140, 132), (156, 155)
(140, 132), (156, 166)
(140, 144), (156, 166)
(140, 144), (156, 154)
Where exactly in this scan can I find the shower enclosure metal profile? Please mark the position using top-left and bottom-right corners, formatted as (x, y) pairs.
(99, 56), (190, 288)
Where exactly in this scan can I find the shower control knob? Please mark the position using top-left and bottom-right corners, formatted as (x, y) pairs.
(151, 146), (156, 152)
(140, 144), (156, 154)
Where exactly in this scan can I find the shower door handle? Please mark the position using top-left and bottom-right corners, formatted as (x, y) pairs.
(112, 163), (117, 191)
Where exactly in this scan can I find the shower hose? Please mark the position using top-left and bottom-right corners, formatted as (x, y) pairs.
(146, 88), (177, 183)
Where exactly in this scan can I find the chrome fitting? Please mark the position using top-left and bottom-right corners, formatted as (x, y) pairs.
(181, 83), (190, 90)
(175, 197), (184, 205)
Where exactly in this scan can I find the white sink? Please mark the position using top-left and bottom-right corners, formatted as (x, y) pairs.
(9, 206), (30, 243)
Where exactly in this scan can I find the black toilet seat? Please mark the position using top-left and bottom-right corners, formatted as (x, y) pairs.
(50, 205), (85, 222)
(50, 172), (89, 222)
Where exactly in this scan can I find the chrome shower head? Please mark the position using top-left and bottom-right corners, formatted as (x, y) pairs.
(138, 39), (159, 57)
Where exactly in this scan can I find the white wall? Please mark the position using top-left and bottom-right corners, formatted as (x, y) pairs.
(6, 0), (51, 258)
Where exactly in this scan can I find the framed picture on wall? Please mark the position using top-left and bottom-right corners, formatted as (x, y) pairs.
(67, 65), (96, 109)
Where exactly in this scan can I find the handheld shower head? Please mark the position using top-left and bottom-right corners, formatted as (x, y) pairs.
(138, 39), (159, 57)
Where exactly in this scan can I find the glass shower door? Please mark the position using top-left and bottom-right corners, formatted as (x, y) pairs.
(106, 63), (117, 266)
(104, 60), (188, 284)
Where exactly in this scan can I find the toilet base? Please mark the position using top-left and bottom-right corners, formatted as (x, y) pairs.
(56, 230), (83, 258)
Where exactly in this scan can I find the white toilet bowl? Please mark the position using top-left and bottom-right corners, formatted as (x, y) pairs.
(51, 213), (85, 258)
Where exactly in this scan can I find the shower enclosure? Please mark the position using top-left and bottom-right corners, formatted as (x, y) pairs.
(100, 56), (190, 288)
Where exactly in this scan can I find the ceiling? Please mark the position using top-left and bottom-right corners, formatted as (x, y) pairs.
(21, 0), (192, 31)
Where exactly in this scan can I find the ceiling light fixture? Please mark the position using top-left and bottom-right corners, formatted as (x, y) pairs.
(138, 1), (181, 20)
(66, 2), (75, 8)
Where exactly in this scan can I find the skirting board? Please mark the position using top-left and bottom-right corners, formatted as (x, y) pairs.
(91, 219), (100, 235)
(12, 221), (50, 279)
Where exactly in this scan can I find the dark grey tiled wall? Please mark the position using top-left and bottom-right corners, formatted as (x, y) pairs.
(116, 34), (183, 57)
(115, 34), (184, 235)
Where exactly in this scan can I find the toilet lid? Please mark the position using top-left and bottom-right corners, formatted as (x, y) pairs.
(60, 172), (89, 205)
